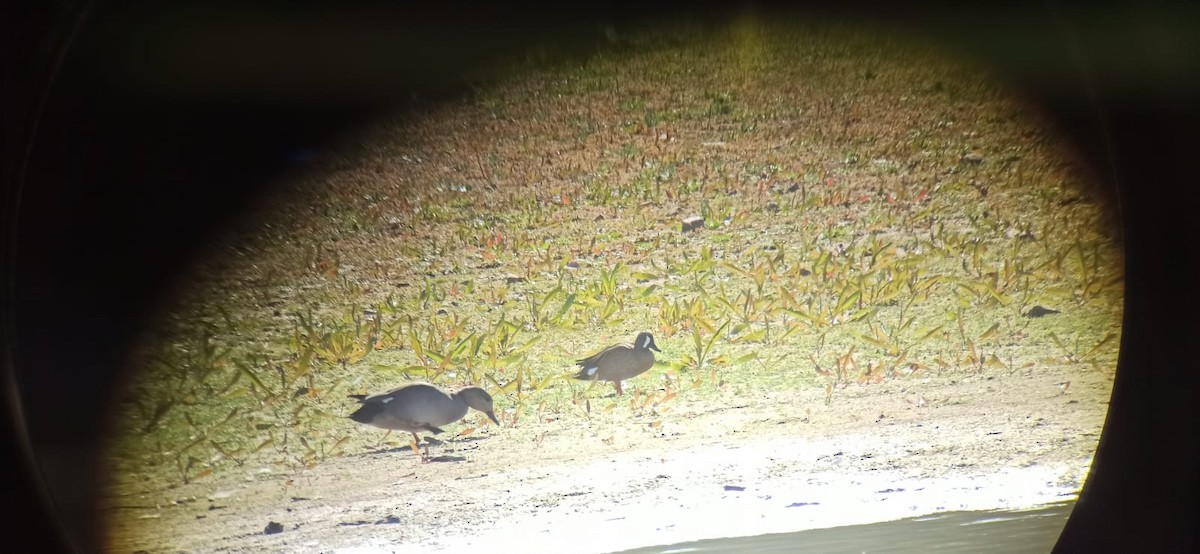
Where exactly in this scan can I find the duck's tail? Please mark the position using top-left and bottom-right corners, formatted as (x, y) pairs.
(572, 365), (599, 380)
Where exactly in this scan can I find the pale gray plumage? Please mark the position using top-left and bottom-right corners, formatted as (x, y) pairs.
(348, 383), (498, 461)
(572, 331), (661, 395)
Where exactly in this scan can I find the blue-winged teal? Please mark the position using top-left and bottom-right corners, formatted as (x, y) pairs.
(572, 331), (661, 395)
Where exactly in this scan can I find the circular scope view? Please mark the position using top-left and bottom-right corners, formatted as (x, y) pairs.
(99, 19), (1122, 553)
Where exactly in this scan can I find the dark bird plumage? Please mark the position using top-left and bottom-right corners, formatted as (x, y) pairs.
(573, 331), (661, 395)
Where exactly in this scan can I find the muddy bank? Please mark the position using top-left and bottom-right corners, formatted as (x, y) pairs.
(103, 362), (1108, 553)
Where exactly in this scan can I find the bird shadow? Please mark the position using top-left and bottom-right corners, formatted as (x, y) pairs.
(427, 454), (467, 463)
(358, 447), (466, 463)
(359, 435), (488, 459)
(427, 435), (491, 446)
(362, 445), (418, 456)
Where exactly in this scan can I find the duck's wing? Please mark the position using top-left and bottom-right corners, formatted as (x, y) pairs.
(576, 342), (632, 366)
(598, 346), (656, 381)
(349, 407), (445, 434)
(348, 401), (386, 424)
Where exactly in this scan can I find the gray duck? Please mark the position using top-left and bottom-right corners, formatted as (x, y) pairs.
(348, 382), (499, 462)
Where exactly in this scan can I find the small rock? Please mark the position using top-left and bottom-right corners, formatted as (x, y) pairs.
(1024, 305), (1061, 318)
(264, 521), (284, 535)
(798, 268), (812, 276)
(504, 274), (526, 284)
(787, 501), (819, 508)
(681, 216), (705, 232)
(376, 515), (402, 525)
(723, 485), (746, 492)
(765, 201), (780, 213)
(786, 183), (801, 193)
(565, 261), (580, 270)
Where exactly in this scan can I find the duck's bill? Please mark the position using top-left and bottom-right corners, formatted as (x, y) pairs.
(486, 411), (500, 426)
(650, 344), (662, 352)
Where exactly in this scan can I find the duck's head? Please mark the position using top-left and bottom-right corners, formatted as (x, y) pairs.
(458, 386), (500, 426)
(635, 331), (661, 352)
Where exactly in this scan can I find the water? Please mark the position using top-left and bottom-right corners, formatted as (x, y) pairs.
(618, 501), (1073, 554)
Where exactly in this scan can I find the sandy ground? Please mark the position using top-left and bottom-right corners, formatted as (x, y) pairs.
(102, 362), (1109, 553)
